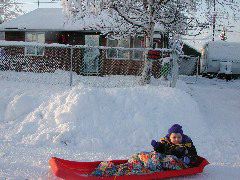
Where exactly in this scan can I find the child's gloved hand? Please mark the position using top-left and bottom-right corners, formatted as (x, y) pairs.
(183, 156), (190, 164)
(151, 140), (161, 149)
(151, 140), (157, 147)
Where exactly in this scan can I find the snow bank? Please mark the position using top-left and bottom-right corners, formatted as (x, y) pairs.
(1, 74), (240, 179)
(3, 83), (206, 155)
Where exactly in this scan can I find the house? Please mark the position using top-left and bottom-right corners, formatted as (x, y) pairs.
(0, 8), (169, 76)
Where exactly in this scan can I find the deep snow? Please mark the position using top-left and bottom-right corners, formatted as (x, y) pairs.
(0, 72), (240, 179)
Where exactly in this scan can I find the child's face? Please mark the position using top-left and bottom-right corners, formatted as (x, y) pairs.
(169, 133), (182, 144)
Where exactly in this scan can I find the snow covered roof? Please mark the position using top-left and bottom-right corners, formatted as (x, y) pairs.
(205, 41), (240, 61)
(0, 8), (78, 31)
(206, 41), (240, 48)
(0, 8), (166, 33)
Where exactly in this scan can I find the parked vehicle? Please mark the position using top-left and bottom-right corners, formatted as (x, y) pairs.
(200, 41), (240, 78)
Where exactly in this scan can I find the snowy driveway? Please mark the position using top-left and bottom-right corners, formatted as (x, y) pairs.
(178, 76), (240, 179)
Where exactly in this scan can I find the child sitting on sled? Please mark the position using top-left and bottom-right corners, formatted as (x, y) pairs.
(92, 124), (198, 177)
(151, 124), (198, 166)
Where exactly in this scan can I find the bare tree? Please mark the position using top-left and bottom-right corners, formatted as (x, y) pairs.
(202, 0), (240, 41)
(61, 0), (239, 84)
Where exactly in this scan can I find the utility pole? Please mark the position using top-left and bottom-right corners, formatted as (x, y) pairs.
(212, 0), (216, 41)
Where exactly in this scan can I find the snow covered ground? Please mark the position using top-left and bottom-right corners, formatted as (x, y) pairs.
(0, 71), (240, 179)
(178, 76), (240, 179)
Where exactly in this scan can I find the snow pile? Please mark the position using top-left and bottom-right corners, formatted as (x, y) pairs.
(1, 73), (240, 179)
(3, 83), (206, 154)
(5, 94), (40, 122)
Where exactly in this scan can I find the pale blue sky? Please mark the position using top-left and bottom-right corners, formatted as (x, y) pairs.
(19, 0), (240, 51)
(20, 0), (61, 11)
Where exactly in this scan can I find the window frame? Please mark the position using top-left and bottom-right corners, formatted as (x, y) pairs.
(25, 32), (45, 56)
(132, 35), (145, 60)
(106, 37), (131, 60)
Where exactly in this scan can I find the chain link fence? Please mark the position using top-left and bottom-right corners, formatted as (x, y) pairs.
(178, 55), (200, 84)
(0, 42), (177, 87)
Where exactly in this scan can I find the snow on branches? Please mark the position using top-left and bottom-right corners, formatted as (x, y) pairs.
(0, 0), (23, 23)
(61, 0), (202, 84)
(61, 0), (240, 40)
(200, 0), (240, 31)
(61, 0), (240, 84)
(61, 0), (204, 41)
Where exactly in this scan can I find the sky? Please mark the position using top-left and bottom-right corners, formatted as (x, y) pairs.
(19, 0), (61, 11)
(11, 0), (240, 51)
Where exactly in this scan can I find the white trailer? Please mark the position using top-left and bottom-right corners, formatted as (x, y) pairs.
(200, 41), (240, 76)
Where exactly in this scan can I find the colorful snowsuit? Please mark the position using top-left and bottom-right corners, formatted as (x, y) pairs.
(91, 151), (188, 177)
(153, 135), (198, 166)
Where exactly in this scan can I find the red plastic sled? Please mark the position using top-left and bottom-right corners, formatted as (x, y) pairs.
(49, 156), (209, 180)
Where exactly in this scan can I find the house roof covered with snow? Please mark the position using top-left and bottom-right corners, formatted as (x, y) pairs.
(0, 8), (166, 33)
(0, 8), (69, 31)
(0, 8), (98, 32)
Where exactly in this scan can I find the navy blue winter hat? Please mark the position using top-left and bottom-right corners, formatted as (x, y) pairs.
(168, 124), (183, 135)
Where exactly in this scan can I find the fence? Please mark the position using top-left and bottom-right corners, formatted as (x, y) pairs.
(0, 41), (178, 87)
(178, 55), (200, 84)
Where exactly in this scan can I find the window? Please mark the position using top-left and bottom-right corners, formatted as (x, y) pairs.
(107, 36), (145, 60)
(133, 36), (144, 59)
(25, 32), (45, 56)
(107, 38), (130, 59)
(0, 32), (5, 41)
